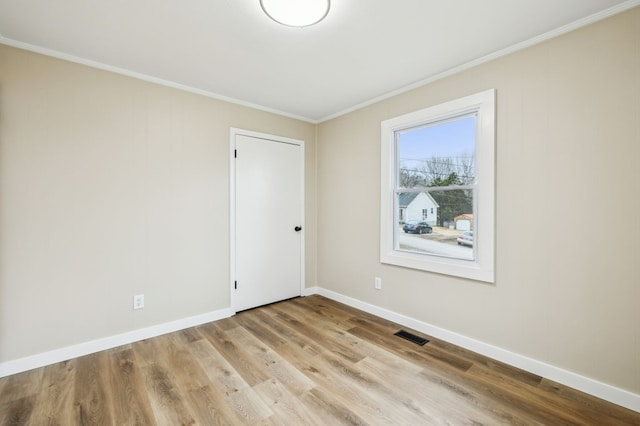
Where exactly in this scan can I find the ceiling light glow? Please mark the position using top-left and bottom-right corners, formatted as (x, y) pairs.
(260, 0), (330, 27)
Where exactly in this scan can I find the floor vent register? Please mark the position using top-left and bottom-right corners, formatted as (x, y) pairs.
(394, 330), (429, 346)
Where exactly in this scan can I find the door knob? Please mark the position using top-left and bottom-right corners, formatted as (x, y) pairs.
(294, 226), (302, 232)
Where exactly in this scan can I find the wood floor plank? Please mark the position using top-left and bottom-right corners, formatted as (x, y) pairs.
(348, 324), (473, 374)
(314, 296), (405, 329)
(464, 363), (620, 425)
(355, 355), (498, 425)
(27, 360), (76, 425)
(0, 395), (36, 426)
(140, 362), (196, 425)
(268, 306), (366, 364)
(197, 322), (272, 387)
(417, 366), (540, 426)
(299, 387), (369, 426)
(285, 300), (424, 375)
(1, 295), (639, 425)
(155, 333), (211, 390)
(73, 351), (114, 425)
(245, 308), (325, 357)
(225, 326), (316, 396)
(315, 350), (437, 425)
(253, 379), (325, 426)
(184, 385), (238, 426)
(129, 338), (160, 368)
(347, 315), (473, 372)
(107, 348), (156, 425)
(306, 362), (392, 424)
(212, 315), (242, 331)
(288, 296), (354, 330)
(187, 337), (273, 423)
(187, 338), (253, 396)
(0, 369), (43, 404)
(233, 315), (384, 423)
(267, 328), (419, 425)
(537, 378), (640, 425)
(159, 332), (252, 425)
(226, 388), (274, 424)
(177, 327), (204, 344)
(233, 311), (288, 349)
(429, 337), (544, 387)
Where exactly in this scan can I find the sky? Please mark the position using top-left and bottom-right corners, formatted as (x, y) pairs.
(398, 114), (476, 170)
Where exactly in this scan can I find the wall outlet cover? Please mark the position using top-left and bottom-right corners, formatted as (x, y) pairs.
(374, 277), (382, 290)
(133, 294), (145, 310)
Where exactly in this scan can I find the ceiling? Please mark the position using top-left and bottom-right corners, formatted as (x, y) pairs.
(0, 0), (636, 122)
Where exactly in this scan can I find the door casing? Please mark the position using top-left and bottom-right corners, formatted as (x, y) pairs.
(229, 128), (305, 313)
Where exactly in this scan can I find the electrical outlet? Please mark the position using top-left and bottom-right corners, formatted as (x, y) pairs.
(133, 294), (144, 310)
(374, 277), (382, 290)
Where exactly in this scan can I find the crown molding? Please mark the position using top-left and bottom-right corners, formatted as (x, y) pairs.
(318, 0), (640, 123)
(0, 36), (318, 124)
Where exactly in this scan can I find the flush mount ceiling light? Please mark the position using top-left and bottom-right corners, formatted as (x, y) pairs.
(260, 0), (330, 27)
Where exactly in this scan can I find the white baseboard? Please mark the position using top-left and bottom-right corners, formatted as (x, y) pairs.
(0, 307), (233, 378)
(310, 287), (640, 413)
(302, 286), (319, 296)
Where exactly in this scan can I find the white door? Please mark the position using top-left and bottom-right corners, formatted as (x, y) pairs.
(233, 131), (303, 312)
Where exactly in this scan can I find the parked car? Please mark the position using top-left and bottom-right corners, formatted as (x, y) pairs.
(457, 231), (473, 246)
(403, 221), (432, 234)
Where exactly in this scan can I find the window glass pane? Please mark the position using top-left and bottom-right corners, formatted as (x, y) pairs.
(397, 115), (476, 189)
(396, 189), (474, 261)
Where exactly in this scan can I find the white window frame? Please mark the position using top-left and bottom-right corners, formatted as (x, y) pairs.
(380, 89), (495, 283)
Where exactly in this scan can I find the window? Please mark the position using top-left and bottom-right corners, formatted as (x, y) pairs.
(380, 90), (495, 282)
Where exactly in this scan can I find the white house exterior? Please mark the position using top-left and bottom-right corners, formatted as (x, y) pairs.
(399, 192), (439, 226)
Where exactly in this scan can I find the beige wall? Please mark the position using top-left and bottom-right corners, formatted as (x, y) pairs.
(317, 8), (639, 394)
(0, 45), (316, 362)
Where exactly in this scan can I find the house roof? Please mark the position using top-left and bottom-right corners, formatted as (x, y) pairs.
(399, 192), (439, 208)
(398, 192), (420, 208)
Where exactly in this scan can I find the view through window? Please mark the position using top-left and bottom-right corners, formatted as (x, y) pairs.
(396, 115), (476, 261)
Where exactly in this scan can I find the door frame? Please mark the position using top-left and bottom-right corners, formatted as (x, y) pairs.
(229, 128), (305, 314)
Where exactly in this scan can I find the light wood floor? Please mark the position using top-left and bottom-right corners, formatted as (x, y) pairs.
(1, 295), (639, 425)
